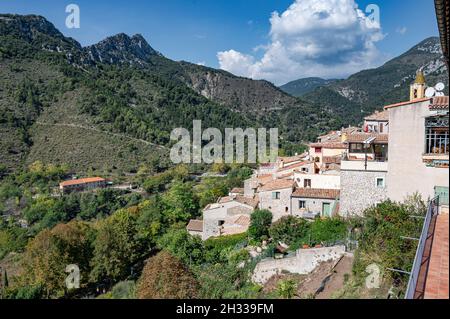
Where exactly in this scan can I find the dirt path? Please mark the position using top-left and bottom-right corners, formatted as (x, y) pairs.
(315, 255), (353, 299)
(35, 121), (167, 149)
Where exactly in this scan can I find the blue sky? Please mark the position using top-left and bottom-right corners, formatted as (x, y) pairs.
(0, 0), (440, 84)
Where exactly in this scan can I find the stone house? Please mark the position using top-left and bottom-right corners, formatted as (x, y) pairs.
(201, 195), (259, 240)
(186, 219), (203, 237)
(291, 188), (340, 218)
(258, 179), (295, 221)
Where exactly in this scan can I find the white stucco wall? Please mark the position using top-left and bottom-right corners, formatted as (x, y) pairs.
(294, 172), (340, 190)
(387, 101), (449, 202)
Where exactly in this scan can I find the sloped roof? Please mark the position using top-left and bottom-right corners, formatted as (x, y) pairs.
(429, 96), (449, 110)
(292, 188), (340, 199)
(218, 195), (259, 209)
(60, 177), (106, 187)
(230, 188), (244, 194)
(310, 142), (348, 149)
(384, 97), (431, 110)
(259, 179), (295, 192)
(364, 110), (389, 121)
(186, 219), (203, 232)
(345, 133), (388, 144)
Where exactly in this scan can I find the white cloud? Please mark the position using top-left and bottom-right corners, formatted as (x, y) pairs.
(197, 61), (206, 66)
(396, 26), (407, 35)
(217, 0), (386, 85)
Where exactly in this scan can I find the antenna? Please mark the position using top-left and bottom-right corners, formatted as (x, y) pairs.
(425, 87), (436, 98)
(425, 82), (446, 98)
(435, 82), (445, 92)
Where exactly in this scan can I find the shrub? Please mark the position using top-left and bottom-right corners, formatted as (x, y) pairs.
(269, 216), (310, 246)
(310, 218), (347, 246)
(248, 210), (273, 241)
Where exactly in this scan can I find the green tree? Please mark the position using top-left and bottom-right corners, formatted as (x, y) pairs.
(158, 228), (204, 266)
(162, 181), (199, 223)
(269, 216), (310, 246)
(90, 208), (147, 283)
(248, 210), (273, 241)
(20, 221), (94, 298)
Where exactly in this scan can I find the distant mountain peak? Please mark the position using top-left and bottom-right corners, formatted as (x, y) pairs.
(85, 32), (161, 65)
(0, 13), (81, 51)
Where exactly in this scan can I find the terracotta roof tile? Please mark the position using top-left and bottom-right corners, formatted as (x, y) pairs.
(384, 97), (431, 110)
(429, 96), (449, 110)
(230, 188), (244, 194)
(259, 179), (295, 192)
(345, 133), (388, 144)
(292, 188), (340, 199)
(186, 219), (203, 232)
(60, 177), (106, 187)
(218, 195), (259, 208)
(278, 161), (310, 172)
(365, 110), (389, 121)
(322, 156), (342, 164)
(279, 154), (306, 164)
(310, 142), (348, 149)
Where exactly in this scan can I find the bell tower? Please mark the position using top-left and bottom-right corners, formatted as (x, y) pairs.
(410, 71), (427, 101)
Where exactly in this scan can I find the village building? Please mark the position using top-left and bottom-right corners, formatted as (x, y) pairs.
(291, 188), (340, 219)
(385, 87), (449, 202)
(308, 127), (359, 164)
(364, 110), (389, 134)
(339, 131), (389, 216)
(186, 219), (203, 237)
(59, 177), (107, 193)
(293, 169), (340, 190)
(200, 195), (258, 240)
(257, 179), (295, 221)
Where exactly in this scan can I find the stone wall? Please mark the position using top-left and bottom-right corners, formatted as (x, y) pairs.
(340, 169), (387, 217)
(291, 197), (337, 217)
(258, 188), (292, 222)
(252, 246), (346, 285)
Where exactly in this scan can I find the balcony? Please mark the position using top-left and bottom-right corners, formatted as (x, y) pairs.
(341, 159), (388, 172)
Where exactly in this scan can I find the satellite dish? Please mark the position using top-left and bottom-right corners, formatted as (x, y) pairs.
(435, 82), (445, 91)
(425, 87), (436, 98)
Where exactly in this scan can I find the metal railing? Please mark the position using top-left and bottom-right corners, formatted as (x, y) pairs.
(404, 196), (439, 299)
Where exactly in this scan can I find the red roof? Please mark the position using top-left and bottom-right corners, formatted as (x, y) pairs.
(60, 177), (106, 187)
(429, 96), (449, 110)
(384, 97), (431, 110)
(259, 179), (295, 192)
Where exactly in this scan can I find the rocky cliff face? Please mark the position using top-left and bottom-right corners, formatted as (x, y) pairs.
(84, 33), (161, 66)
(180, 63), (299, 115)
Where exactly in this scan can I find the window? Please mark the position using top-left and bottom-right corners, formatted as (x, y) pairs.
(301, 167), (309, 173)
(304, 179), (312, 188)
(425, 117), (449, 155)
(315, 147), (322, 153)
(349, 143), (365, 153)
(299, 200), (306, 209)
(218, 220), (225, 226)
(272, 192), (281, 199)
(376, 177), (385, 188)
